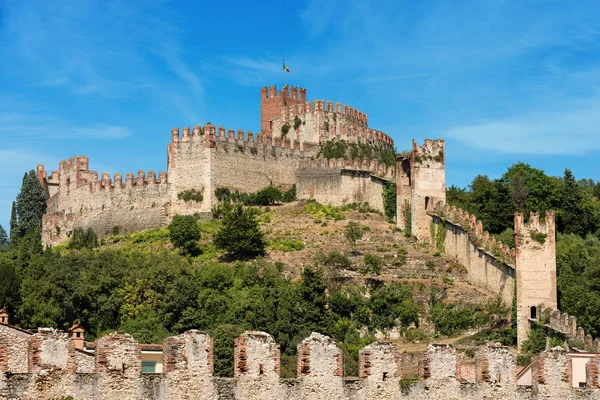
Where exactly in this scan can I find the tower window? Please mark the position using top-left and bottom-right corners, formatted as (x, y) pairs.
(530, 306), (537, 320)
(425, 196), (430, 210)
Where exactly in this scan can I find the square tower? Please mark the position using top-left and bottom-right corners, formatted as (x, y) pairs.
(515, 211), (557, 350)
(397, 139), (446, 242)
(260, 85), (306, 135)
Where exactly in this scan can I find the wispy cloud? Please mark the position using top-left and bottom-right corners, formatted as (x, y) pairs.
(445, 93), (600, 155)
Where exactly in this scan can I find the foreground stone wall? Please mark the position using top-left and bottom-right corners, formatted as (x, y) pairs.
(1, 326), (599, 399)
(296, 158), (395, 213)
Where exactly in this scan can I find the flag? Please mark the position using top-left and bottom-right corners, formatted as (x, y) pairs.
(283, 61), (290, 73)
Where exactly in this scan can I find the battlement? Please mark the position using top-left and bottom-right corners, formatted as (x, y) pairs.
(297, 157), (395, 181)
(545, 307), (599, 352)
(431, 201), (516, 264)
(4, 321), (600, 399)
(261, 85), (307, 101)
(170, 124), (316, 154)
(411, 138), (445, 165)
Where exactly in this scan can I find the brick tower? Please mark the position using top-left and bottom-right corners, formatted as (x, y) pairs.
(260, 85), (306, 135)
(515, 211), (557, 350)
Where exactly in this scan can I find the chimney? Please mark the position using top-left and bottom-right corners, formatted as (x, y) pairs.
(0, 307), (8, 325)
(68, 322), (85, 350)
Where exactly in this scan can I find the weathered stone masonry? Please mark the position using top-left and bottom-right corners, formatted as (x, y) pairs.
(1, 323), (598, 400)
(40, 85), (395, 247)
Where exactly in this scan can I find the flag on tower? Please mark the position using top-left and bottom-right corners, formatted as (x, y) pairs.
(283, 61), (290, 72)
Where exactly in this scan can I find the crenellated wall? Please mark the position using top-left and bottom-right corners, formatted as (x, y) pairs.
(296, 158), (395, 213)
(40, 156), (171, 246)
(271, 97), (393, 150)
(2, 324), (596, 399)
(428, 200), (516, 305)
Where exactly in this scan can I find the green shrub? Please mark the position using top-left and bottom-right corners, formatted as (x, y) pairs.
(382, 182), (397, 221)
(281, 185), (296, 202)
(111, 226), (121, 236)
(314, 251), (353, 270)
(177, 189), (204, 203)
(530, 231), (547, 245)
(363, 253), (383, 274)
(214, 204), (266, 259)
(369, 283), (419, 330)
(281, 124), (290, 138)
(68, 227), (98, 250)
(303, 201), (346, 221)
(270, 237), (304, 252)
(168, 215), (201, 255)
(521, 323), (547, 354)
(344, 221), (364, 253)
(293, 116), (302, 130)
(405, 328), (427, 343)
(517, 354), (532, 366)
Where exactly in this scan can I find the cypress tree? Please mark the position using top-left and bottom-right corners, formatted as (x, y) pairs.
(558, 169), (585, 236)
(9, 202), (18, 244)
(15, 170), (47, 238)
(0, 225), (7, 248)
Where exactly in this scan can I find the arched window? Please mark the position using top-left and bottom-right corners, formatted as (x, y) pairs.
(425, 196), (430, 210)
(530, 306), (537, 320)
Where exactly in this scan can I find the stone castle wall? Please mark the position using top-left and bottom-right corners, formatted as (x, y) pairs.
(296, 158), (395, 213)
(0, 326), (596, 399)
(271, 95), (393, 149)
(40, 156), (170, 245)
(429, 201), (516, 305)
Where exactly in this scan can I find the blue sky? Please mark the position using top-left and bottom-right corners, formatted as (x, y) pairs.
(1, 0), (599, 231)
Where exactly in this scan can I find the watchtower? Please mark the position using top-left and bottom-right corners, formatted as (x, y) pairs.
(397, 139), (446, 241)
(68, 322), (86, 350)
(260, 85), (306, 135)
(515, 211), (557, 350)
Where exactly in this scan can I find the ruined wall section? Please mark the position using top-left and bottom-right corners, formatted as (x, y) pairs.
(41, 155), (170, 246)
(0, 323), (31, 373)
(163, 330), (216, 399)
(515, 211), (557, 350)
(430, 201), (515, 305)
(95, 331), (143, 399)
(271, 99), (393, 149)
(2, 328), (600, 399)
(295, 158), (395, 213)
(547, 307), (600, 352)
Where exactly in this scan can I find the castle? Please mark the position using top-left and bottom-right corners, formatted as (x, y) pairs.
(38, 85), (394, 247)
(28, 84), (598, 398)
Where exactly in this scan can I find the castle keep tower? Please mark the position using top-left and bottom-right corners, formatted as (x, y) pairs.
(515, 211), (557, 350)
(260, 85), (306, 135)
(396, 139), (446, 242)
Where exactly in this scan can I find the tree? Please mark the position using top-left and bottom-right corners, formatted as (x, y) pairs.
(558, 169), (586, 236)
(344, 221), (364, 253)
(0, 225), (8, 248)
(168, 215), (201, 255)
(9, 202), (18, 244)
(15, 170), (47, 238)
(214, 204), (265, 259)
(68, 227), (98, 250)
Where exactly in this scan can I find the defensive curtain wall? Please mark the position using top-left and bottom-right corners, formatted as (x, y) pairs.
(2, 319), (600, 400)
(296, 158), (395, 211)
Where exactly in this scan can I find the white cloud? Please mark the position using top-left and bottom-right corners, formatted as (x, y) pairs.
(445, 94), (600, 155)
